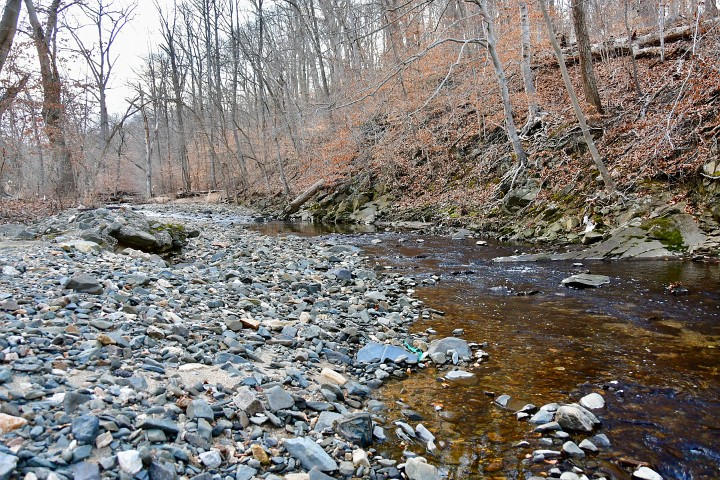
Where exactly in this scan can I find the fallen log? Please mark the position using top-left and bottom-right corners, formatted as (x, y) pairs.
(279, 179), (326, 219)
(545, 17), (718, 66)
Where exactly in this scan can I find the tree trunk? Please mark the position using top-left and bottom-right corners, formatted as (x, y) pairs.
(472, 0), (527, 166)
(0, 0), (21, 75)
(539, 0), (616, 192)
(519, 1), (541, 133)
(571, 0), (604, 114)
(24, 0), (76, 201)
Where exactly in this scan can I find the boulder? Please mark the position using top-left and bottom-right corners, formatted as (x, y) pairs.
(579, 392), (605, 410)
(427, 337), (471, 359)
(554, 404), (600, 432)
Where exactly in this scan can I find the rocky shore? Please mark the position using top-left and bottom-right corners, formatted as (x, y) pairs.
(0, 204), (669, 480)
(0, 204), (479, 480)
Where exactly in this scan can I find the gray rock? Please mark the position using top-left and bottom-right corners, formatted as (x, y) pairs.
(427, 337), (471, 359)
(265, 385), (295, 412)
(148, 461), (177, 480)
(0, 368), (12, 384)
(136, 418), (180, 435)
(495, 394), (511, 408)
(579, 439), (598, 452)
(233, 387), (264, 415)
(64, 391), (92, 414)
(235, 465), (257, 480)
(591, 433), (611, 447)
(199, 449), (223, 468)
(308, 467), (336, 480)
(187, 399), (215, 420)
(283, 437), (338, 472)
(0, 452), (18, 480)
(562, 441), (585, 458)
(529, 410), (555, 424)
(334, 412), (373, 447)
(66, 274), (104, 294)
(72, 415), (100, 443)
(555, 404), (600, 432)
(72, 461), (101, 480)
(314, 411), (343, 433)
(560, 273), (610, 288)
(579, 392), (605, 410)
(444, 370), (477, 386)
(356, 343), (410, 363)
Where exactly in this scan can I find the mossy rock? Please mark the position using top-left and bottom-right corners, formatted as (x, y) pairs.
(640, 217), (685, 251)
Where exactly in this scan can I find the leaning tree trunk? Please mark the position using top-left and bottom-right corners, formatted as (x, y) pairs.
(571, 0), (604, 114)
(519, 1), (541, 134)
(472, 0), (527, 166)
(539, 0), (616, 192)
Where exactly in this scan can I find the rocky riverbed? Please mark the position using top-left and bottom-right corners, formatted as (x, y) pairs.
(0, 204), (673, 480)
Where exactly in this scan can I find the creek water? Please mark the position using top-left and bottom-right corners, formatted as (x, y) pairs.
(255, 221), (720, 480)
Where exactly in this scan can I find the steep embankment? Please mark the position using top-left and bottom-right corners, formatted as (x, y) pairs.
(276, 21), (720, 259)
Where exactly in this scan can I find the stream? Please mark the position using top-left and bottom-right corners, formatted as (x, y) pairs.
(256, 221), (720, 480)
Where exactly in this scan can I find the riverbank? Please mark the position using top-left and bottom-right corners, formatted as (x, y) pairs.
(0, 204), (468, 480)
(3, 203), (710, 480)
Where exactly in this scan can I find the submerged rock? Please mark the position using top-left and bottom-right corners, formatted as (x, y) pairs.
(561, 273), (610, 288)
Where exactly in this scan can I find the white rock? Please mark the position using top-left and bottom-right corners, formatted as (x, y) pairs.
(404, 457), (440, 480)
(352, 449), (371, 467)
(117, 450), (143, 476)
(284, 474), (309, 480)
(633, 466), (663, 480)
(319, 368), (347, 385)
(579, 392), (606, 410)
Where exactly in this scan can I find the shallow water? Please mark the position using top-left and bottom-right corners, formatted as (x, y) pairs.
(256, 221), (720, 479)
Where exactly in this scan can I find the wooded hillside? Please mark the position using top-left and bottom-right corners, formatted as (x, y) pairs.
(0, 0), (718, 219)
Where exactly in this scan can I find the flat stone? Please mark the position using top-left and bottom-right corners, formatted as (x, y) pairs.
(187, 399), (215, 420)
(356, 343), (410, 363)
(199, 449), (223, 468)
(283, 437), (338, 472)
(560, 273), (610, 289)
(265, 385), (295, 412)
(72, 461), (101, 480)
(65, 273), (104, 294)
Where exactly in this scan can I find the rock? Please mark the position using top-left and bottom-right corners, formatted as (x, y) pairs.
(59, 240), (102, 254)
(427, 337), (471, 359)
(234, 387), (265, 415)
(356, 343), (410, 363)
(561, 273), (610, 289)
(633, 467), (663, 480)
(0, 452), (18, 480)
(555, 405), (600, 432)
(562, 441), (585, 458)
(72, 461), (101, 480)
(117, 450), (143, 476)
(0, 413), (27, 434)
(352, 449), (371, 467)
(265, 385), (295, 411)
(404, 457), (440, 480)
(334, 413), (373, 447)
(495, 395), (511, 408)
(579, 392), (605, 409)
(314, 411), (343, 433)
(283, 437), (338, 472)
(235, 465), (258, 480)
(528, 410), (554, 424)
(199, 449), (223, 468)
(579, 439), (598, 452)
(187, 399), (215, 420)
(72, 415), (100, 443)
(319, 368), (347, 385)
(148, 461), (177, 480)
(65, 273), (104, 294)
(444, 370), (477, 386)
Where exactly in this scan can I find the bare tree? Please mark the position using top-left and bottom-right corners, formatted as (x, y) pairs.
(519, 1), (542, 134)
(571, 0), (604, 114)
(538, 0), (616, 192)
(24, 0), (76, 200)
(468, 0), (528, 166)
(65, 0), (137, 143)
(0, 0), (20, 75)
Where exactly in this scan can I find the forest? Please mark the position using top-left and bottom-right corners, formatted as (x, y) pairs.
(0, 0), (718, 219)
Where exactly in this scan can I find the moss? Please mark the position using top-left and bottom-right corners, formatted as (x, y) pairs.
(640, 217), (685, 251)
